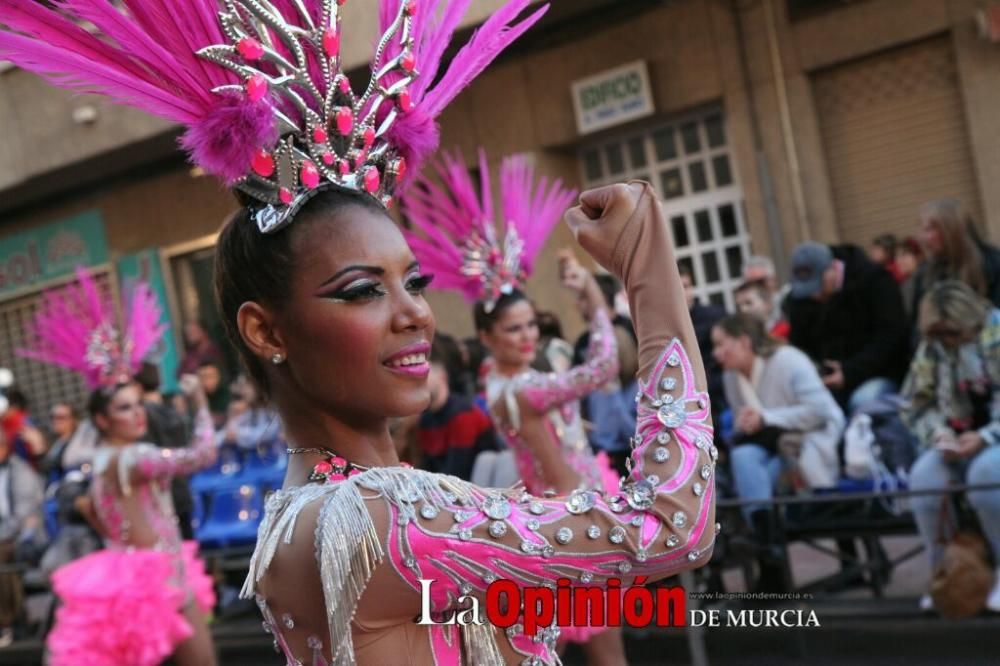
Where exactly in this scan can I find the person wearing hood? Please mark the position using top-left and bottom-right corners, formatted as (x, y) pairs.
(786, 242), (910, 414)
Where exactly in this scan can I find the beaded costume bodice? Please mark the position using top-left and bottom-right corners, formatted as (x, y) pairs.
(485, 309), (618, 493)
(242, 181), (720, 666)
(91, 408), (216, 552)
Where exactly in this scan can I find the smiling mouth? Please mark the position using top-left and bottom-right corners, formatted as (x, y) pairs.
(385, 352), (428, 369)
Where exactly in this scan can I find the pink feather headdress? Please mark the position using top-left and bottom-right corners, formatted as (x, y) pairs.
(0, 0), (547, 232)
(17, 268), (166, 390)
(400, 149), (578, 311)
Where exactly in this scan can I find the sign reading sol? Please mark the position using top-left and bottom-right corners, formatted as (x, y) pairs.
(572, 61), (655, 135)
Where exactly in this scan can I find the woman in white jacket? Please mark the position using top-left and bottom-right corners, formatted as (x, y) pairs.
(712, 313), (845, 589)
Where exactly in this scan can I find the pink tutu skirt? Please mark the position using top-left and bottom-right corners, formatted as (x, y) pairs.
(47, 541), (215, 666)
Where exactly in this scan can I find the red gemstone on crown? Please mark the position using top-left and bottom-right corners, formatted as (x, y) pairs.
(247, 74), (267, 102)
(401, 50), (416, 73)
(338, 77), (352, 94)
(322, 28), (341, 58)
(404, 0), (417, 16)
(397, 89), (412, 113)
(338, 159), (350, 175)
(237, 37), (264, 61)
(279, 187), (294, 205)
(331, 456), (347, 469)
(313, 461), (333, 475)
(301, 161), (320, 189)
(394, 157), (407, 180)
(335, 107), (353, 135)
(363, 167), (381, 194)
(251, 149), (275, 177)
(312, 127), (328, 144)
(363, 127), (376, 149)
(354, 152), (366, 168)
(322, 151), (335, 166)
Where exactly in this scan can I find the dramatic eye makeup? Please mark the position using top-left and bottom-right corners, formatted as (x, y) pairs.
(316, 262), (431, 302)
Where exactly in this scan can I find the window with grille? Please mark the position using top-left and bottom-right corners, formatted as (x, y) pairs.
(579, 109), (750, 311)
(0, 272), (114, 429)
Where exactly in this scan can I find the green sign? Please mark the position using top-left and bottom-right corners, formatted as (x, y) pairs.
(572, 60), (655, 135)
(117, 250), (181, 393)
(0, 211), (108, 295)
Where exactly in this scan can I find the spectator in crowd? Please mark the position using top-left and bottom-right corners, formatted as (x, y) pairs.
(41, 403), (80, 481)
(533, 311), (575, 374)
(135, 362), (197, 540)
(678, 263), (728, 425)
(787, 241), (910, 414)
(217, 374), (281, 452)
(430, 332), (471, 396)
(415, 342), (498, 481)
(462, 336), (491, 413)
(0, 426), (45, 646)
(1, 389), (47, 469)
(713, 314), (845, 591)
(869, 233), (902, 282)
(915, 198), (1000, 309)
(743, 255), (781, 295)
(901, 281), (1000, 613)
(734, 280), (790, 341)
(177, 320), (223, 377)
(896, 237), (924, 318)
(197, 360), (229, 428)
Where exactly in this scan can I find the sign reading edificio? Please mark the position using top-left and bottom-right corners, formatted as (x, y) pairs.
(572, 61), (654, 135)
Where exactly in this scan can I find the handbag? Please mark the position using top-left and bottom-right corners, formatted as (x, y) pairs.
(929, 496), (995, 618)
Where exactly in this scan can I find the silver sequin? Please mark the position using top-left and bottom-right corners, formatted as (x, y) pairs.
(587, 525), (601, 539)
(555, 527), (573, 544)
(529, 501), (545, 515)
(636, 549), (648, 562)
(580, 571), (593, 583)
(666, 535), (680, 547)
(688, 550), (701, 561)
(542, 546), (555, 558)
(672, 512), (687, 528)
(489, 521), (507, 538)
(661, 377), (677, 391)
(609, 526), (626, 544)
(693, 482), (703, 496)
(657, 432), (670, 445)
(619, 561), (632, 574)
(282, 613), (294, 629)
(458, 529), (472, 541)
(420, 505), (439, 520)
(667, 352), (680, 366)
(527, 518), (540, 531)
(701, 465), (712, 480)
(658, 403), (687, 429)
(520, 541), (535, 553)
(461, 583), (473, 595)
(482, 494), (512, 520)
(631, 515), (644, 527)
(306, 636), (322, 650)
(624, 479), (656, 511)
(564, 489), (597, 514)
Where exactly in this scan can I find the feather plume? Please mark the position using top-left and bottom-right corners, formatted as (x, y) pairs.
(400, 149), (576, 305)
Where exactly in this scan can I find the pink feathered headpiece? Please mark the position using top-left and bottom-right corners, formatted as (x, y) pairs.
(0, 0), (547, 232)
(17, 268), (166, 390)
(400, 149), (577, 311)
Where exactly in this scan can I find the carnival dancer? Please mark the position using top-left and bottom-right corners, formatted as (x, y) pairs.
(16, 269), (218, 666)
(401, 150), (627, 662)
(1, 1), (716, 663)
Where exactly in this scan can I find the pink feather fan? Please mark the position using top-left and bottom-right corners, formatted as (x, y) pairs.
(400, 149), (577, 308)
(17, 268), (166, 390)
